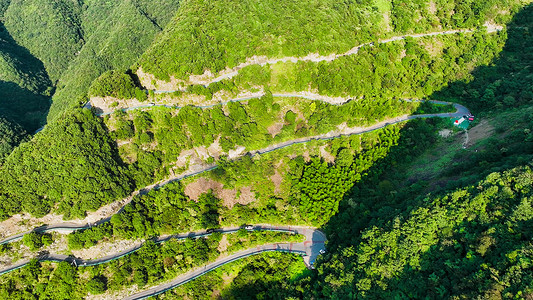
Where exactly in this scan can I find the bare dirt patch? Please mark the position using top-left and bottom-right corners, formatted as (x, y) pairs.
(195, 146), (211, 161)
(184, 178), (224, 201)
(72, 238), (142, 260)
(116, 139), (132, 146)
(228, 146), (246, 159)
(87, 285), (140, 300)
(428, 1), (437, 14)
(466, 120), (495, 147)
(319, 145), (335, 164)
(173, 140), (222, 170)
(207, 136), (223, 159)
(302, 150), (311, 162)
(0, 213), (77, 241)
(184, 178), (256, 208)
(219, 189), (238, 206)
(217, 234), (229, 253)
(236, 187), (256, 206)
(90, 96), (150, 115)
(270, 161), (284, 194)
(267, 122), (284, 137)
(137, 67), (186, 91)
(382, 12), (392, 32)
(439, 129), (452, 138)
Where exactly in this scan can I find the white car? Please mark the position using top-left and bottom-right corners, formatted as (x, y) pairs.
(244, 225), (254, 230)
(319, 249), (326, 254)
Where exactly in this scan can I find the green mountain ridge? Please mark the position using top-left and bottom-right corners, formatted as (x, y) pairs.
(0, 0), (532, 299)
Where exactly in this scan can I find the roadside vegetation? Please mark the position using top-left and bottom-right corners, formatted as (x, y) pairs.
(89, 71), (147, 101)
(138, 0), (518, 82)
(0, 230), (303, 299)
(105, 95), (416, 185)
(0, 0), (182, 124)
(63, 119), (439, 250)
(188, 30), (505, 101)
(292, 6), (533, 298)
(161, 251), (307, 299)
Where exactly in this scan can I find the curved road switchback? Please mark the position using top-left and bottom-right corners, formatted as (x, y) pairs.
(93, 92), (349, 116)
(8, 25), (485, 298)
(0, 99), (465, 293)
(0, 225), (326, 288)
(0, 166), (218, 246)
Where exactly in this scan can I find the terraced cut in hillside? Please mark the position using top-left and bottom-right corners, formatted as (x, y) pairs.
(137, 24), (502, 92)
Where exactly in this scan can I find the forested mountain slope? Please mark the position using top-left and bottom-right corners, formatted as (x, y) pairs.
(48, 0), (182, 120)
(297, 4), (533, 299)
(3, 0), (84, 83)
(0, 1), (532, 299)
(143, 3), (533, 298)
(0, 109), (132, 220)
(0, 0), (181, 126)
(0, 0), (514, 221)
(137, 0), (521, 83)
(0, 23), (51, 133)
(0, 0), (181, 167)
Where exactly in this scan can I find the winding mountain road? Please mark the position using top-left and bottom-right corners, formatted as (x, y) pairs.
(2, 98), (468, 247)
(148, 24), (501, 90)
(0, 99), (469, 299)
(1, 98), (469, 247)
(0, 225), (326, 299)
(5, 25), (484, 298)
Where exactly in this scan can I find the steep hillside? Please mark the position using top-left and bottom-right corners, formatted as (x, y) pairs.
(0, 109), (133, 220)
(0, 118), (28, 163)
(301, 4), (533, 299)
(137, 0), (519, 84)
(0, 0), (181, 124)
(0, 0), (181, 166)
(147, 3), (533, 299)
(3, 0), (84, 82)
(48, 0), (181, 120)
(0, 23), (51, 132)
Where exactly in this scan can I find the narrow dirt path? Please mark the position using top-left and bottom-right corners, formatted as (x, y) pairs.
(141, 24), (502, 91)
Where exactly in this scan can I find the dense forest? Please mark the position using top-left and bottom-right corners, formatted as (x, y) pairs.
(0, 0), (182, 124)
(299, 5), (533, 299)
(182, 30), (505, 102)
(153, 3), (533, 299)
(0, 0), (182, 172)
(138, 0), (520, 81)
(0, 109), (132, 219)
(106, 95), (415, 185)
(60, 122), (407, 250)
